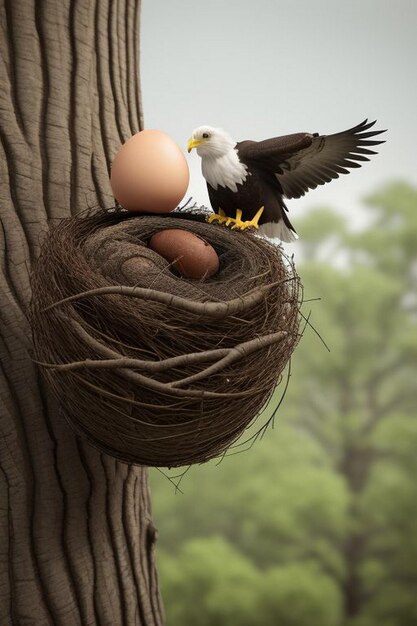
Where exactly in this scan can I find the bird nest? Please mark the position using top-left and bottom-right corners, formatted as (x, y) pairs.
(30, 208), (302, 467)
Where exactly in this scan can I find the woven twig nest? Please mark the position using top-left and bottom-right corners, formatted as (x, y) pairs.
(30, 208), (301, 467)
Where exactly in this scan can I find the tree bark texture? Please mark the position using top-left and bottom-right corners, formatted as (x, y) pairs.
(0, 1), (164, 624)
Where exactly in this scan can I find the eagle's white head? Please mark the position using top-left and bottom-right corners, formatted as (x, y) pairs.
(187, 126), (236, 158)
(187, 125), (247, 191)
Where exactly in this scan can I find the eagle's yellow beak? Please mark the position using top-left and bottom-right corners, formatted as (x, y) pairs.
(187, 137), (203, 153)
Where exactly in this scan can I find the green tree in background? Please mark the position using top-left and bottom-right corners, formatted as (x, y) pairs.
(151, 181), (417, 626)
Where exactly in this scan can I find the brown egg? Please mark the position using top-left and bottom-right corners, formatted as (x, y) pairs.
(149, 229), (219, 279)
(110, 130), (189, 213)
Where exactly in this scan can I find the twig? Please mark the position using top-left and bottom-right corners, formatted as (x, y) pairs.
(54, 318), (259, 399)
(41, 279), (293, 319)
(171, 331), (287, 387)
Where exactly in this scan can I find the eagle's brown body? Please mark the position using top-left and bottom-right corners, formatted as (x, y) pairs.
(207, 142), (296, 234)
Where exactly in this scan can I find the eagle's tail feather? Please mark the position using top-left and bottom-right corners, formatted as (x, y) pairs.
(258, 220), (299, 243)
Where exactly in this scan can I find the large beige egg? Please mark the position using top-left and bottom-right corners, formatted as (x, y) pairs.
(110, 130), (189, 213)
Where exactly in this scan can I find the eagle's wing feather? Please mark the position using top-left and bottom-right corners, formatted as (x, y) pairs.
(237, 132), (314, 160)
(237, 120), (386, 200)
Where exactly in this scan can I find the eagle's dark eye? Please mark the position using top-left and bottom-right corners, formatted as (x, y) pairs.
(202, 133), (209, 139)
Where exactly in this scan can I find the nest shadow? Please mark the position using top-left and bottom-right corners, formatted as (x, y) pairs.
(30, 208), (302, 467)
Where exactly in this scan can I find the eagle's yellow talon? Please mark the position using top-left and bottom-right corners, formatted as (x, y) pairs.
(207, 207), (264, 231)
(246, 206), (264, 229)
(230, 207), (264, 231)
(207, 209), (228, 225)
(230, 209), (243, 229)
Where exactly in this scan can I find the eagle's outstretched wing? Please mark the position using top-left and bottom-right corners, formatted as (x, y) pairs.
(237, 120), (386, 199)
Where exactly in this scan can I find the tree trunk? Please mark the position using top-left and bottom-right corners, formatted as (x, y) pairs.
(339, 443), (373, 621)
(0, 1), (164, 624)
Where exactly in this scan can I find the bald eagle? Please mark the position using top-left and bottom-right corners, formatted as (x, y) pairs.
(187, 120), (385, 242)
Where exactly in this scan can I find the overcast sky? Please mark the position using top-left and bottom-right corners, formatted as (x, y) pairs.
(141, 0), (416, 235)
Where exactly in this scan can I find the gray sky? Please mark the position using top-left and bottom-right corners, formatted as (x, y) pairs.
(141, 0), (416, 236)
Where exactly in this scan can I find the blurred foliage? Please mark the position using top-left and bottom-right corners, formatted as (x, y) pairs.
(150, 181), (417, 626)
(159, 538), (341, 626)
